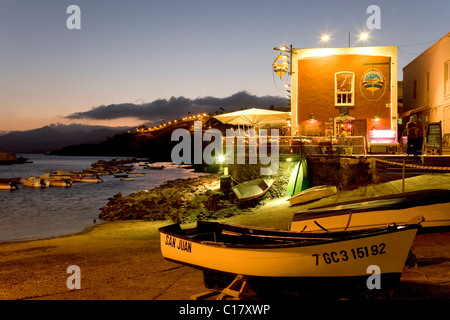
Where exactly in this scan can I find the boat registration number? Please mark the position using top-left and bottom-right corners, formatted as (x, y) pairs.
(312, 243), (386, 265)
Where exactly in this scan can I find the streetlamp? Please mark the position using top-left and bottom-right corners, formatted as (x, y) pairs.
(360, 33), (368, 47)
(321, 35), (329, 48)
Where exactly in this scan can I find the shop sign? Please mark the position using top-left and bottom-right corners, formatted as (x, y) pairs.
(360, 68), (386, 101)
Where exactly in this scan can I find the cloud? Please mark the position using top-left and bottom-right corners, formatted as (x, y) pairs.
(66, 91), (287, 124)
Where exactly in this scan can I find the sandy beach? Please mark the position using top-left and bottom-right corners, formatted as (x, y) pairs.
(1, 174), (449, 301)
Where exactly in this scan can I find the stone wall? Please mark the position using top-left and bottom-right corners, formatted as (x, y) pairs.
(226, 156), (371, 192)
(307, 156), (371, 190)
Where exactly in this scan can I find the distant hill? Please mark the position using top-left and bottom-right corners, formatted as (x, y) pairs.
(49, 122), (192, 161)
(0, 124), (131, 154)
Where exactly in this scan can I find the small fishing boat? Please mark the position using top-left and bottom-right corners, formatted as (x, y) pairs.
(0, 177), (21, 184)
(231, 178), (274, 202)
(49, 179), (72, 187)
(23, 176), (49, 188)
(114, 173), (128, 178)
(291, 189), (450, 233)
(0, 182), (19, 190)
(146, 164), (165, 170)
(0, 152), (30, 165)
(72, 176), (102, 183)
(45, 170), (77, 180)
(159, 220), (421, 290)
(289, 185), (337, 206)
(135, 173), (146, 177)
(120, 177), (135, 181)
(0, 183), (10, 190)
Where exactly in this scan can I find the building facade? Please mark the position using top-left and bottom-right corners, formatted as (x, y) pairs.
(401, 32), (450, 145)
(290, 46), (398, 140)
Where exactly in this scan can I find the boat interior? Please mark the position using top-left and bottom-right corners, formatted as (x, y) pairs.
(160, 221), (415, 248)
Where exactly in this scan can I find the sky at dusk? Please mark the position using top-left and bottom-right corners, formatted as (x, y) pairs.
(0, 0), (449, 132)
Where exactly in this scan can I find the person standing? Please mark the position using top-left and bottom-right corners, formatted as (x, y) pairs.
(406, 116), (419, 155)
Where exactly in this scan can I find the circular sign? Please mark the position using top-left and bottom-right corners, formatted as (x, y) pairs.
(360, 68), (386, 101)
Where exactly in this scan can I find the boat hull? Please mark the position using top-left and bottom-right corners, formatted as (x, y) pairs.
(291, 189), (450, 232)
(0, 177), (21, 184)
(231, 178), (274, 202)
(72, 176), (101, 183)
(159, 222), (419, 284)
(289, 185), (337, 206)
(286, 158), (309, 196)
(49, 180), (72, 187)
(23, 177), (49, 188)
(0, 183), (12, 190)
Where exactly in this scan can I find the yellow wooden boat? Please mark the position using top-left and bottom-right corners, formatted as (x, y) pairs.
(160, 220), (421, 291)
(23, 176), (49, 188)
(120, 177), (135, 181)
(49, 179), (72, 187)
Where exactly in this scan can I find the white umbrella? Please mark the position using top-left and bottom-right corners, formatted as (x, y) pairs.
(213, 108), (290, 128)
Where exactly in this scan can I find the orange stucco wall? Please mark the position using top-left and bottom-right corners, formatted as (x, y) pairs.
(296, 54), (392, 136)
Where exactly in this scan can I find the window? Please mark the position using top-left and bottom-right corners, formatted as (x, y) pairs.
(445, 60), (450, 96)
(335, 72), (354, 106)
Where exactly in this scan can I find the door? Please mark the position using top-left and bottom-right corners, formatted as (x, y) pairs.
(352, 119), (367, 137)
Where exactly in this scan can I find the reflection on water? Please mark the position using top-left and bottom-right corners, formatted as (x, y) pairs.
(0, 154), (207, 242)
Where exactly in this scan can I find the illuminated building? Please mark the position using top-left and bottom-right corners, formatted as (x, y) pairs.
(289, 46), (398, 140)
(401, 32), (450, 144)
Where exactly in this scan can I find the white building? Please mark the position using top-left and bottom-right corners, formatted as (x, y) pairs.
(401, 32), (450, 147)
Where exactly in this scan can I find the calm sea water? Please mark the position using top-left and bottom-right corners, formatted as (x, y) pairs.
(0, 154), (207, 242)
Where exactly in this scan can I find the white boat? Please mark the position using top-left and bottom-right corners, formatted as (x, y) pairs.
(289, 185), (337, 206)
(231, 178), (274, 202)
(159, 220), (421, 291)
(291, 189), (450, 233)
(23, 176), (49, 188)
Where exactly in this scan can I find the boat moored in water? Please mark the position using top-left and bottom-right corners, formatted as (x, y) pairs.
(71, 176), (102, 183)
(146, 164), (165, 170)
(49, 179), (72, 187)
(291, 189), (450, 233)
(0, 177), (21, 184)
(0, 182), (19, 190)
(0, 152), (30, 165)
(114, 173), (129, 178)
(119, 177), (135, 181)
(159, 220), (422, 291)
(23, 176), (50, 188)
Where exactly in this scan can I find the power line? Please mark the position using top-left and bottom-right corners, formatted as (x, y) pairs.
(397, 39), (439, 48)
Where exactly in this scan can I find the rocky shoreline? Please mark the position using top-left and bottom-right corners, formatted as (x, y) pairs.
(99, 173), (286, 223)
